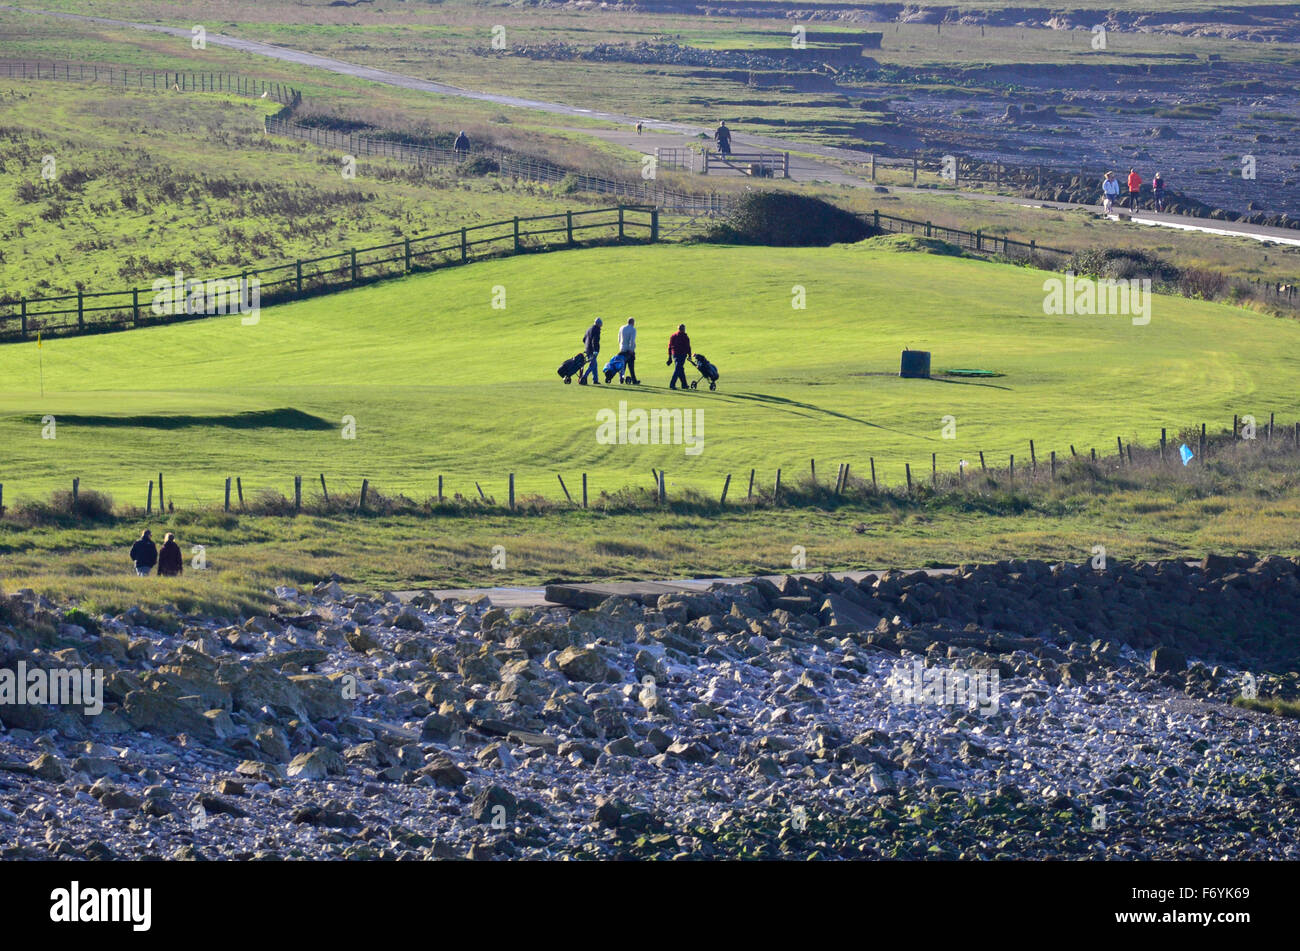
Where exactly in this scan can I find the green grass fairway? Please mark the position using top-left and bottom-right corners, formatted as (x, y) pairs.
(3, 241), (1300, 508)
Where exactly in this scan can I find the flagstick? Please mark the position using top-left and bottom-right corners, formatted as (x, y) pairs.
(39, 342), (44, 398)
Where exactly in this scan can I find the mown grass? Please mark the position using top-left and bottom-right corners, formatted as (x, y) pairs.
(4, 241), (1300, 507)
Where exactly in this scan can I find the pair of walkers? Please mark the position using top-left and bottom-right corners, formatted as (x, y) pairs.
(129, 528), (183, 577)
(579, 317), (641, 386)
(579, 318), (696, 388)
(1102, 168), (1165, 213)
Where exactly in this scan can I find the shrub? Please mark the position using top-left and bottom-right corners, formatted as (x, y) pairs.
(701, 191), (878, 247)
(459, 156), (500, 176)
(1065, 247), (1181, 285)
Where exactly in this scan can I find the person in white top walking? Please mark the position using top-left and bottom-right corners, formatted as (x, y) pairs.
(617, 317), (640, 384)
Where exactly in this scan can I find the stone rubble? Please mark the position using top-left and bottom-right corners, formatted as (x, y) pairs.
(1, 556), (1298, 860)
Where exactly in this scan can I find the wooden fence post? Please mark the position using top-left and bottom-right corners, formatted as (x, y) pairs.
(513, 217), (521, 251)
(1199, 423), (1206, 460)
(509, 472), (515, 510)
(158, 472), (164, 512)
(132, 288), (139, 326)
(773, 468), (782, 503)
(657, 469), (666, 504)
(294, 475), (302, 510)
(1160, 428), (1167, 462)
(146, 480), (153, 515)
(650, 207), (659, 242)
(350, 248), (358, 285)
(720, 473), (731, 504)
(1009, 456), (1014, 483)
(360, 478), (369, 510)
(810, 458), (816, 484)
(438, 475), (444, 502)
(296, 260), (303, 295)
(979, 451), (987, 472)
(747, 468), (756, 500)
(236, 477), (244, 508)
(582, 473), (588, 509)
(566, 211), (574, 245)
(320, 473), (329, 504)
(931, 453), (937, 486)
(461, 228), (468, 263)
(1116, 436), (1124, 462)
(870, 457), (877, 489)
(0, 484), (4, 518)
(618, 206), (625, 240)
(905, 463), (912, 492)
(224, 477), (231, 512)
(1029, 439), (1037, 471)
(72, 477), (79, 503)
(1050, 451), (1057, 480)
(558, 474), (572, 503)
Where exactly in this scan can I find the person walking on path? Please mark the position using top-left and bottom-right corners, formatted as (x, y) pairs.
(157, 532), (183, 577)
(618, 317), (640, 384)
(668, 323), (692, 389)
(579, 317), (603, 385)
(453, 130), (470, 159)
(714, 121), (732, 157)
(1126, 167), (1143, 211)
(1101, 171), (1120, 214)
(1152, 172), (1166, 212)
(129, 529), (157, 577)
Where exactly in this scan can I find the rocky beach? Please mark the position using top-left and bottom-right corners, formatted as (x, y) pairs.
(2, 555), (1298, 860)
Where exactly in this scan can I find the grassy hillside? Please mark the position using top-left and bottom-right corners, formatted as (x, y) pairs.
(0, 78), (612, 302)
(3, 240), (1299, 508)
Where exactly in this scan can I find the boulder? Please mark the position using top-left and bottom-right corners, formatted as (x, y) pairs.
(555, 646), (609, 683)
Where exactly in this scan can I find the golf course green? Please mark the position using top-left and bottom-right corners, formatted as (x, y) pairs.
(2, 239), (1297, 508)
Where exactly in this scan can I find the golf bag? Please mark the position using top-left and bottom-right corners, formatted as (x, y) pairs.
(603, 352), (627, 384)
(691, 353), (719, 390)
(557, 352), (587, 384)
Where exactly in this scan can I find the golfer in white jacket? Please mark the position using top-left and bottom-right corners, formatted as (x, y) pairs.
(617, 318), (640, 384)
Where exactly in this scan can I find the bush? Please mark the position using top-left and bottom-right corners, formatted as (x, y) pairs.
(701, 191), (878, 247)
(1178, 266), (1228, 300)
(459, 156), (500, 176)
(1065, 247), (1181, 285)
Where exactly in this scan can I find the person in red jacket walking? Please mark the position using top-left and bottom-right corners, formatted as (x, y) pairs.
(667, 323), (692, 389)
(1126, 168), (1143, 211)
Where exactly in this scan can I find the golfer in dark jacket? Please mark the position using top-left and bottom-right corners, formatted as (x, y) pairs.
(453, 130), (470, 158)
(668, 324), (692, 389)
(157, 533), (183, 577)
(129, 529), (157, 577)
(579, 317), (603, 385)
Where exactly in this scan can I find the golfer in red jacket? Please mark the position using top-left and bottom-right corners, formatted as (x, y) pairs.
(1126, 168), (1143, 211)
(667, 324), (692, 390)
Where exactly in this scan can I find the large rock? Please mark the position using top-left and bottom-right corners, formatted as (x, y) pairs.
(121, 691), (217, 739)
(1150, 646), (1187, 674)
(287, 747), (347, 779)
(555, 646), (610, 683)
(289, 674), (352, 720)
(819, 594), (881, 631)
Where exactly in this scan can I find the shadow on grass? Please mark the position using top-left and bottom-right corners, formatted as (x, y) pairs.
(20, 408), (333, 430)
